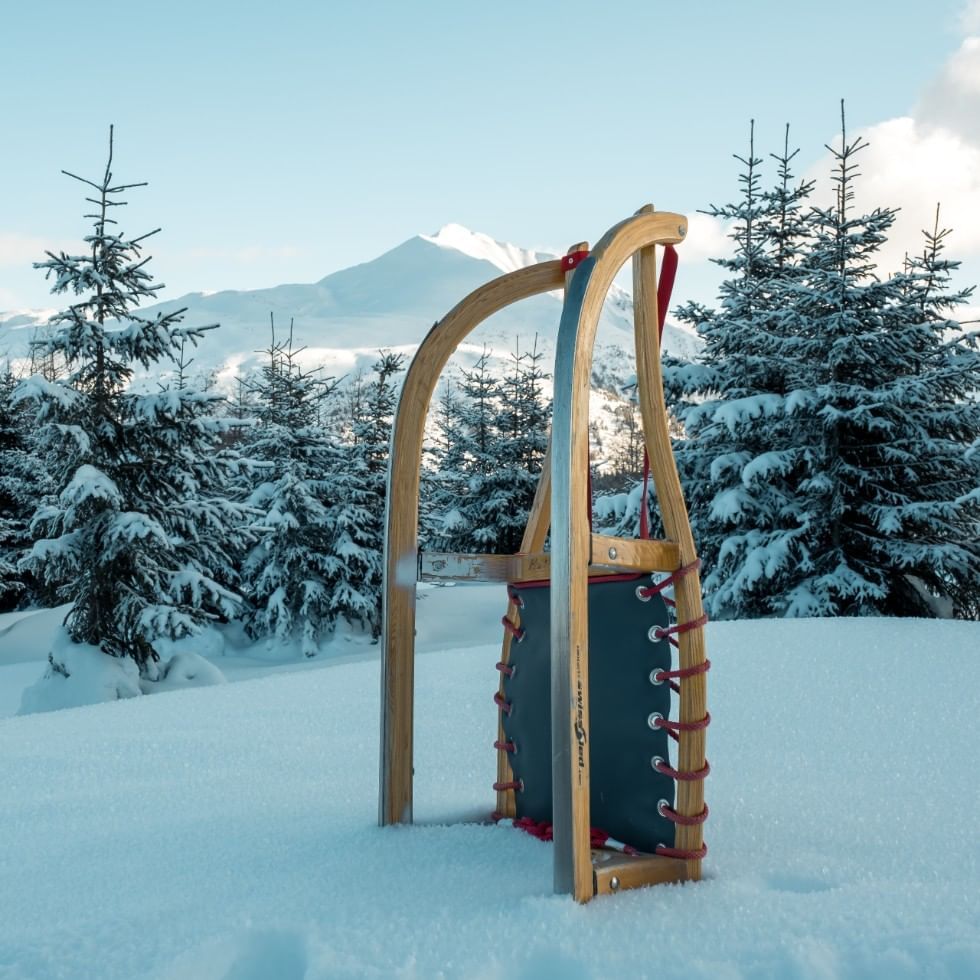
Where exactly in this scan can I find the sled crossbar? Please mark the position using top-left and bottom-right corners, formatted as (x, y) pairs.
(419, 537), (681, 583)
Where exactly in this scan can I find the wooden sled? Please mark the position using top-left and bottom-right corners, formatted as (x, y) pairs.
(379, 206), (709, 903)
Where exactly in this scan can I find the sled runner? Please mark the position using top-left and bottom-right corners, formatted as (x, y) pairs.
(379, 207), (710, 902)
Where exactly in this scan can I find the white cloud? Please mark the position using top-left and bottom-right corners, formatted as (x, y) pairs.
(960, 0), (980, 32)
(916, 35), (980, 142)
(680, 212), (733, 263)
(805, 14), (980, 281)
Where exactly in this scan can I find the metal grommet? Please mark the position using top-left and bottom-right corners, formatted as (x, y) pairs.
(651, 755), (664, 772)
(657, 798), (670, 817)
(511, 740), (518, 755)
(649, 668), (664, 686)
(647, 712), (663, 731)
(636, 585), (652, 602)
(509, 662), (518, 677)
(516, 629), (525, 643)
(518, 779), (525, 792)
(647, 625), (665, 643)
(610, 876), (620, 891)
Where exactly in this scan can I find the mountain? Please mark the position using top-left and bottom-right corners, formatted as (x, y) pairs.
(0, 224), (702, 391)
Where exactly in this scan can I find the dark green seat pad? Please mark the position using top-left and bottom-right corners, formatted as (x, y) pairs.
(501, 574), (677, 854)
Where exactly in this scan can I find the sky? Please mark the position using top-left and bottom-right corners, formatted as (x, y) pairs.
(2, 0), (980, 315)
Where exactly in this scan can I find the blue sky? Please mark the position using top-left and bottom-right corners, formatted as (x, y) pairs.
(3, 0), (979, 311)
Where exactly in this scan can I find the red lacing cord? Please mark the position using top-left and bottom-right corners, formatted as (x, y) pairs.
(492, 813), (640, 857)
(638, 558), (701, 599)
(493, 692), (512, 716)
(658, 800), (709, 826)
(657, 842), (708, 860)
(651, 612), (710, 649)
(652, 756), (711, 782)
(651, 657), (711, 695)
(650, 711), (711, 734)
(493, 779), (523, 792)
(496, 661), (514, 678)
(494, 739), (515, 752)
(501, 616), (525, 641)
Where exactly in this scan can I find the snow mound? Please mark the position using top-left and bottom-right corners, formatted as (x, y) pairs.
(18, 629), (141, 715)
(142, 651), (227, 693)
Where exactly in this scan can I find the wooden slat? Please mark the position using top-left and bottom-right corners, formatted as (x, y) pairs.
(380, 259), (566, 828)
(550, 207), (687, 902)
(420, 552), (521, 583)
(632, 205), (708, 881)
(592, 851), (690, 895)
(589, 534), (680, 573)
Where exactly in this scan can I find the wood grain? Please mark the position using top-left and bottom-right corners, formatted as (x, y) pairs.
(550, 207), (688, 901)
(380, 260), (566, 827)
(632, 207), (708, 881)
(592, 852), (689, 894)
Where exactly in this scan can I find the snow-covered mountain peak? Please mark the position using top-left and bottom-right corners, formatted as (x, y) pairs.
(420, 223), (551, 275)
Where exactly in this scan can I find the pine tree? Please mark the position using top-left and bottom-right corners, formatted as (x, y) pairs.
(241, 319), (342, 655)
(325, 351), (405, 638)
(0, 368), (37, 610)
(452, 341), (551, 554)
(421, 376), (469, 551)
(15, 128), (246, 670)
(669, 106), (980, 619)
(665, 121), (815, 616)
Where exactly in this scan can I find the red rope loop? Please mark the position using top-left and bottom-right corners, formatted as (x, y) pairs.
(650, 711), (711, 734)
(652, 757), (711, 782)
(501, 616), (525, 642)
(493, 692), (513, 716)
(495, 661), (514, 677)
(651, 612), (709, 649)
(493, 779), (523, 792)
(652, 658), (711, 694)
(494, 739), (516, 753)
(656, 842), (708, 861)
(658, 801), (709, 827)
(506, 585), (524, 608)
(638, 559), (702, 599)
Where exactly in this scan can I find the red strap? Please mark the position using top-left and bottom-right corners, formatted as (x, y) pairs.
(657, 244), (678, 339)
(561, 250), (590, 272)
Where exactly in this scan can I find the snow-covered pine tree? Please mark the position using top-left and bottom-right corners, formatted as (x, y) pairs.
(665, 122), (816, 616)
(440, 346), (500, 553)
(864, 205), (980, 616)
(325, 351), (404, 639)
(0, 367), (37, 610)
(452, 341), (551, 554)
(770, 106), (980, 618)
(15, 128), (247, 671)
(421, 376), (469, 551)
(241, 319), (342, 655)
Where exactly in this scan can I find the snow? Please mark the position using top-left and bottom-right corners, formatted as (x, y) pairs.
(421, 223), (550, 276)
(0, 589), (977, 977)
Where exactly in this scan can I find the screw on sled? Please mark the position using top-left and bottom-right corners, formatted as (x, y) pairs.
(379, 207), (710, 903)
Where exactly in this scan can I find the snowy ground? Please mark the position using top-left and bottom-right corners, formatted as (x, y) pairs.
(0, 588), (978, 979)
